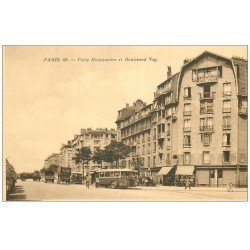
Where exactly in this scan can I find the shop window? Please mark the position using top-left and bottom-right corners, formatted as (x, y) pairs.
(218, 169), (223, 178)
(210, 170), (215, 178)
(223, 151), (230, 163)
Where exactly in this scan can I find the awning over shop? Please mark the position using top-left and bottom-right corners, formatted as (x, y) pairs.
(156, 166), (173, 176)
(176, 166), (195, 176)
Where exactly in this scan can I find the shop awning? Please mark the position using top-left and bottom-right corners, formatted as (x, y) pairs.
(156, 166), (173, 176)
(176, 166), (195, 175)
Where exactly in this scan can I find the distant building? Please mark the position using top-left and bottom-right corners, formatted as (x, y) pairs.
(44, 153), (61, 169)
(116, 51), (247, 187)
(60, 128), (117, 171)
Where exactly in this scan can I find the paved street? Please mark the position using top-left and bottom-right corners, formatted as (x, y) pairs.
(7, 180), (247, 201)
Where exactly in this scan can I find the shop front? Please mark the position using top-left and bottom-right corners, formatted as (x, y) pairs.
(175, 166), (195, 186)
(195, 166), (246, 187)
(156, 166), (176, 186)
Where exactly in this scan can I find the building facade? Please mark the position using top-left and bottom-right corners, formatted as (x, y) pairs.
(44, 153), (61, 169)
(116, 51), (247, 187)
(60, 128), (117, 171)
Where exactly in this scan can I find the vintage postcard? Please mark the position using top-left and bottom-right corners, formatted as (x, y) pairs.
(3, 45), (248, 201)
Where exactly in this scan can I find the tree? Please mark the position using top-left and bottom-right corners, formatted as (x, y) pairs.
(92, 148), (105, 169)
(72, 147), (92, 182)
(132, 156), (144, 176)
(103, 140), (132, 168)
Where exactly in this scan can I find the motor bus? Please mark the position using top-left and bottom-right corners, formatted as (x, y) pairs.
(95, 169), (138, 189)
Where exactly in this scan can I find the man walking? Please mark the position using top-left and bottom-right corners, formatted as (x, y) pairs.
(86, 174), (90, 189)
(227, 179), (233, 192)
(185, 178), (191, 190)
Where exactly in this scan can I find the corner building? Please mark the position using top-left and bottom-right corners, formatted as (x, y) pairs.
(116, 51), (247, 187)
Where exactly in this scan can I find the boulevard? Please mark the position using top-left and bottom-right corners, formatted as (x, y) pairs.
(7, 180), (248, 201)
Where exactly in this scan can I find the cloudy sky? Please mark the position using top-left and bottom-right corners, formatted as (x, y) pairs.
(3, 46), (247, 173)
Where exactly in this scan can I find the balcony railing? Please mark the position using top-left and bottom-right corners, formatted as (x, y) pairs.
(157, 133), (165, 139)
(200, 107), (213, 114)
(184, 96), (191, 100)
(222, 142), (231, 147)
(222, 124), (231, 130)
(200, 126), (213, 132)
(223, 91), (232, 97)
(200, 92), (215, 100)
(222, 108), (231, 113)
(203, 141), (210, 146)
(183, 111), (191, 116)
(197, 75), (218, 84)
(183, 143), (191, 147)
(183, 127), (191, 132)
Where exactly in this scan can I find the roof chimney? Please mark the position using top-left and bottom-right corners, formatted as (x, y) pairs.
(167, 66), (172, 79)
(183, 58), (191, 65)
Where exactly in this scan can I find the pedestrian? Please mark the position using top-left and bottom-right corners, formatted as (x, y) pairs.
(185, 178), (191, 190)
(227, 179), (233, 192)
(85, 174), (90, 189)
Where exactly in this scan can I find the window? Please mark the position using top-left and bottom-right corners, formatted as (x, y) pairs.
(223, 151), (230, 163)
(100, 172), (104, 177)
(105, 172), (111, 177)
(166, 153), (170, 163)
(192, 70), (197, 82)
(184, 152), (191, 164)
(207, 117), (213, 127)
(167, 138), (170, 148)
(200, 118), (205, 127)
(184, 119), (191, 128)
(184, 87), (191, 99)
(203, 85), (211, 98)
(153, 156), (156, 166)
(210, 169), (215, 178)
(223, 133), (231, 146)
(218, 66), (223, 78)
(114, 171), (120, 177)
(223, 100), (231, 112)
(110, 172), (114, 177)
(201, 134), (212, 145)
(184, 135), (191, 147)
(147, 157), (150, 167)
(184, 104), (191, 112)
(203, 151), (210, 164)
(223, 116), (231, 128)
(223, 82), (231, 95)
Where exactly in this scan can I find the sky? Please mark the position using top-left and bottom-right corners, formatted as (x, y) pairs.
(3, 46), (247, 173)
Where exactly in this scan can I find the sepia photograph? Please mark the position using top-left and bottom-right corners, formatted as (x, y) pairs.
(3, 45), (248, 201)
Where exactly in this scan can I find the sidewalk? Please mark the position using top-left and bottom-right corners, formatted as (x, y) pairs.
(138, 185), (248, 192)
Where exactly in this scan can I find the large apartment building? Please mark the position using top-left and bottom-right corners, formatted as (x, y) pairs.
(60, 128), (117, 171)
(116, 51), (247, 187)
